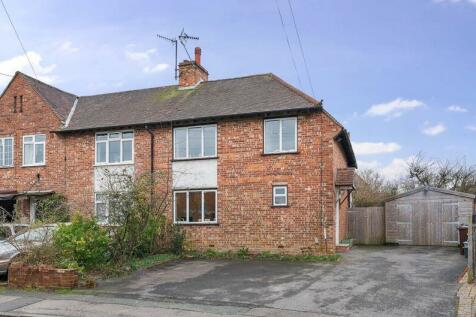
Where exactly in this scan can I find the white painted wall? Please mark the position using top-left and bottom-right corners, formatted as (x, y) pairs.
(94, 165), (134, 192)
(172, 159), (217, 189)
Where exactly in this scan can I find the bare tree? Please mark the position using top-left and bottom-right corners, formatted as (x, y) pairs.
(353, 169), (399, 207)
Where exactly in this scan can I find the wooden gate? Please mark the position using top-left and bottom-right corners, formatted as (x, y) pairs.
(347, 207), (385, 245)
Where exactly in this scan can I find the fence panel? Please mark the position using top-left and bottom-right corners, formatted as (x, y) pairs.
(347, 207), (385, 245)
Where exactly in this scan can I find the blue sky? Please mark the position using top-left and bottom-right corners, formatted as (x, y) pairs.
(1, 0), (475, 179)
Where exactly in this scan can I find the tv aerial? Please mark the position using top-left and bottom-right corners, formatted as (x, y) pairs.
(157, 29), (199, 80)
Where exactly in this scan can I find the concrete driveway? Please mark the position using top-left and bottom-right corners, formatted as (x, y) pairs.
(97, 246), (466, 317)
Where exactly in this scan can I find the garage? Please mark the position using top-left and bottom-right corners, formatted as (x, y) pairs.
(385, 186), (475, 246)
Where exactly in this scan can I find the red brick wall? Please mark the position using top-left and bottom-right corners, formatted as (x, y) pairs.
(8, 263), (78, 289)
(179, 112), (344, 254)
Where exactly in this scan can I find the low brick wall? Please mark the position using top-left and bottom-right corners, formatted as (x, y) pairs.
(8, 263), (79, 289)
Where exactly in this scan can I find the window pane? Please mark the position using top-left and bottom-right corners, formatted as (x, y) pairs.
(0, 141), (3, 166)
(24, 143), (34, 165)
(96, 134), (107, 141)
(35, 143), (44, 164)
(274, 187), (286, 195)
(282, 119), (296, 151)
(109, 132), (120, 139)
(203, 126), (216, 157)
(35, 135), (45, 142)
(174, 129), (187, 158)
(96, 142), (106, 163)
(122, 132), (133, 139)
(96, 202), (107, 223)
(175, 193), (187, 222)
(264, 120), (280, 153)
(274, 196), (286, 205)
(24, 136), (33, 143)
(204, 191), (216, 222)
(188, 128), (202, 158)
(122, 140), (132, 161)
(4, 139), (12, 166)
(189, 192), (202, 222)
(109, 140), (121, 163)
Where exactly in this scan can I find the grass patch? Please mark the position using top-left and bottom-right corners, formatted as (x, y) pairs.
(129, 253), (179, 271)
(187, 249), (341, 262)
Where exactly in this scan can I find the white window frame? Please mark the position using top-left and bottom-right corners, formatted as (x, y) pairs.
(173, 189), (217, 224)
(95, 131), (134, 166)
(173, 124), (217, 160)
(22, 134), (46, 167)
(0, 137), (14, 168)
(94, 193), (109, 224)
(264, 117), (298, 154)
(273, 185), (288, 206)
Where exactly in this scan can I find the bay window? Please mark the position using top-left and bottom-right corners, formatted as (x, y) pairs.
(96, 131), (134, 165)
(174, 125), (217, 159)
(174, 190), (217, 224)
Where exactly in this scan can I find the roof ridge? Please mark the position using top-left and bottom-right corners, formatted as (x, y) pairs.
(18, 71), (77, 98)
(204, 73), (273, 83)
(80, 83), (178, 98)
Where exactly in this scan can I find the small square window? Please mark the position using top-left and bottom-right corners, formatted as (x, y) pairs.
(273, 186), (288, 206)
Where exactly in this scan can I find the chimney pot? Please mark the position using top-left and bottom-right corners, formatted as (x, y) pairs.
(195, 47), (201, 65)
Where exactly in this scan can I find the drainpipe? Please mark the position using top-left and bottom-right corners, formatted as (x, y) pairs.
(145, 125), (155, 199)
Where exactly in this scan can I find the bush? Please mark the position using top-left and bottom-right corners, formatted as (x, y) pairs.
(35, 194), (70, 223)
(54, 214), (110, 271)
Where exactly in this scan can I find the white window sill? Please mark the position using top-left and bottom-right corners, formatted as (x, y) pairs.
(262, 151), (298, 156)
(22, 164), (46, 168)
(172, 156), (218, 162)
(0, 166), (14, 169)
(174, 221), (218, 225)
(94, 162), (134, 167)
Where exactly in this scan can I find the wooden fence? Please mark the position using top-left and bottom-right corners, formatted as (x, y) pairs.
(347, 207), (385, 245)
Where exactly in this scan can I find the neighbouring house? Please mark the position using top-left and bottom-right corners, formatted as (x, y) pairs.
(0, 47), (356, 254)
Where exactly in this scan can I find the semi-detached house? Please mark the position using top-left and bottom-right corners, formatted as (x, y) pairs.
(0, 48), (356, 254)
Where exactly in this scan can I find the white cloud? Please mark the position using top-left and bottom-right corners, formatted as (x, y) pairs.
(59, 41), (79, 53)
(447, 105), (468, 113)
(422, 122), (446, 136)
(143, 63), (169, 73)
(352, 142), (401, 155)
(434, 0), (476, 5)
(125, 48), (157, 63)
(358, 156), (415, 181)
(365, 98), (425, 119)
(465, 125), (476, 131)
(0, 51), (57, 87)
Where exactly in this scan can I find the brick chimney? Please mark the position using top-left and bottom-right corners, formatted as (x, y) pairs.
(178, 47), (208, 89)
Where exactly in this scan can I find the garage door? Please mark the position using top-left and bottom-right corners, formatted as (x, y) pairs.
(395, 202), (459, 246)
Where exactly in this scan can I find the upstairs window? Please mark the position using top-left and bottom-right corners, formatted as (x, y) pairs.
(96, 131), (134, 165)
(0, 137), (13, 167)
(23, 134), (45, 166)
(174, 125), (217, 159)
(264, 117), (297, 154)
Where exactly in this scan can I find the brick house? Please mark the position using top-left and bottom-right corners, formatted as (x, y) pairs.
(0, 48), (356, 254)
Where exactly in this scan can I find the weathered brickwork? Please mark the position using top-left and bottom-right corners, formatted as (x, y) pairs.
(0, 75), (352, 255)
(8, 262), (78, 289)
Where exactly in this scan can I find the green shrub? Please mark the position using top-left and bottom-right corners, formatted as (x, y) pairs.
(54, 214), (111, 270)
(171, 225), (185, 255)
(35, 194), (70, 223)
(236, 247), (250, 258)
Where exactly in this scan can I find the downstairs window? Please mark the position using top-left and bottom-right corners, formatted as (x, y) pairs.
(174, 190), (217, 224)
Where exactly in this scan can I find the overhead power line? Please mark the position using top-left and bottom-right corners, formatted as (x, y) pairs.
(1, 0), (37, 78)
(287, 0), (316, 98)
(0, 72), (13, 77)
(274, 0), (303, 90)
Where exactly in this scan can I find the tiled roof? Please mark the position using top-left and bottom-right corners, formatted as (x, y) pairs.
(20, 73), (77, 121)
(336, 168), (356, 187)
(63, 73), (320, 131)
